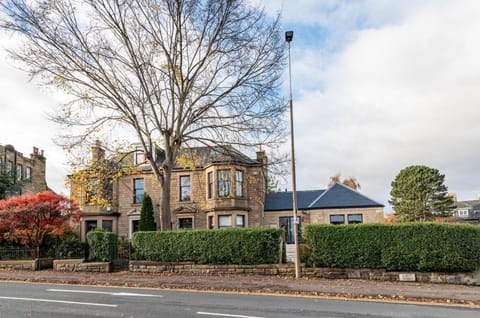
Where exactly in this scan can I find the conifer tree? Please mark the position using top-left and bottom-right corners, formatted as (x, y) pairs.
(139, 194), (155, 231)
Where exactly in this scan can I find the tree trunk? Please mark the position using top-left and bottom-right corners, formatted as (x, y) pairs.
(159, 165), (172, 231)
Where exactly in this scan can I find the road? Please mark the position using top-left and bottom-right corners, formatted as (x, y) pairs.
(0, 282), (478, 318)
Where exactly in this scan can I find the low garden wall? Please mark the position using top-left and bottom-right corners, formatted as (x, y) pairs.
(129, 261), (480, 286)
(0, 258), (53, 271)
(53, 259), (111, 273)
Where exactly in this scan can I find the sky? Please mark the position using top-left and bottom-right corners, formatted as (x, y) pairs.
(1, 0), (480, 212)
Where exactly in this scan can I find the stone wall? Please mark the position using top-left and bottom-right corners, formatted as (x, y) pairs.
(129, 261), (480, 286)
(53, 259), (111, 273)
(130, 261), (296, 275)
(0, 260), (37, 271)
(0, 259), (52, 271)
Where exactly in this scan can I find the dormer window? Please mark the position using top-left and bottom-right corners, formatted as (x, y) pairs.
(135, 146), (145, 165)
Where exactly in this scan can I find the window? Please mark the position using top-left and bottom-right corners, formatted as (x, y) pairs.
(180, 176), (191, 201)
(25, 167), (32, 181)
(85, 220), (98, 233)
(217, 170), (231, 198)
(207, 172), (213, 199)
(102, 220), (113, 232)
(235, 170), (244, 197)
(179, 218), (193, 229)
(135, 146), (145, 165)
(6, 160), (13, 177)
(218, 215), (232, 228)
(208, 215), (214, 229)
(236, 215), (245, 228)
(348, 214), (363, 224)
(131, 219), (139, 235)
(279, 216), (302, 244)
(16, 164), (22, 181)
(86, 178), (97, 205)
(458, 209), (469, 217)
(330, 214), (345, 225)
(134, 178), (144, 204)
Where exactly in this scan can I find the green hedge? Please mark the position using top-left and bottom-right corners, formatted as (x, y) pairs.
(303, 223), (480, 272)
(86, 230), (118, 262)
(131, 228), (283, 265)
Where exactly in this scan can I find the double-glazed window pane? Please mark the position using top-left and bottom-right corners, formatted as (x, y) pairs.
(6, 161), (13, 177)
(207, 172), (213, 199)
(102, 220), (113, 232)
(135, 146), (145, 164)
(180, 176), (191, 201)
(218, 215), (232, 228)
(16, 164), (22, 181)
(236, 215), (245, 228)
(26, 167), (32, 181)
(330, 214), (345, 225)
(217, 170), (230, 198)
(134, 178), (144, 203)
(179, 218), (193, 229)
(347, 214), (363, 224)
(235, 170), (243, 197)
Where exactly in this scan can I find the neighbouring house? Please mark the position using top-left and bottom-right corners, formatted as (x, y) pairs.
(264, 183), (385, 244)
(70, 141), (385, 240)
(0, 144), (48, 196)
(452, 199), (480, 223)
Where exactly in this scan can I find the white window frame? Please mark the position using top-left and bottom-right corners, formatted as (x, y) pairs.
(217, 170), (231, 198)
(218, 215), (232, 228)
(235, 170), (244, 197)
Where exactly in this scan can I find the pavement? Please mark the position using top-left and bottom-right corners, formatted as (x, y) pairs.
(0, 269), (479, 307)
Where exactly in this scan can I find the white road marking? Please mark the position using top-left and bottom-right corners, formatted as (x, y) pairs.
(47, 288), (163, 297)
(197, 312), (264, 318)
(0, 296), (117, 307)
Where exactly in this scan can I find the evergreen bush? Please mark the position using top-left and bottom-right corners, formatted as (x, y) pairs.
(86, 229), (117, 262)
(132, 228), (283, 265)
(303, 223), (480, 272)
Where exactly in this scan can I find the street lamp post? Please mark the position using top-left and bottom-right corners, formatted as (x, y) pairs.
(285, 30), (301, 279)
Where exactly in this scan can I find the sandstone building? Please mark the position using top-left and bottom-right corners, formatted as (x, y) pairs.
(0, 144), (48, 196)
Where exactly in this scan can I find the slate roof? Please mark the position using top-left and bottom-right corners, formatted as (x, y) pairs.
(173, 146), (259, 168)
(264, 182), (384, 212)
(454, 200), (480, 209)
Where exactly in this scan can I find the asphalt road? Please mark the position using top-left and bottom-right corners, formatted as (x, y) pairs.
(0, 282), (478, 318)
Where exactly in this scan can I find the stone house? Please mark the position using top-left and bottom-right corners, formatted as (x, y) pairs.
(71, 142), (384, 240)
(71, 143), (267, 240)
(264, 183), (385, 244)
(0, 144), (48, 196)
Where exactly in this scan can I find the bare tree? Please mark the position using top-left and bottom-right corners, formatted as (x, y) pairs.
(0, 0), (287, 230)
(328, 173), (361, 190)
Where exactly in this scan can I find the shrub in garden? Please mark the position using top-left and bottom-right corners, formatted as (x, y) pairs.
(303, 223), (480, 272)
(132, 228), (283, 265)
(42, 232), (84, 259)
(86, 229), (117, 262)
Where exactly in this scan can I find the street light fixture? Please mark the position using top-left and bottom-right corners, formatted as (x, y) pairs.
(285, 30), (301, 279)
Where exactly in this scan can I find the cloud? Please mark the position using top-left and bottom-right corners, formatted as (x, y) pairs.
(289, 1), (480, 207)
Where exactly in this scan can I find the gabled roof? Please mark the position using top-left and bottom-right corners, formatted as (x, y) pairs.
(264, 182), (384, 212)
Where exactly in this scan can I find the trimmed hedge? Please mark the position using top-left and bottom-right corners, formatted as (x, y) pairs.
(86, 230), (118, 262)
(303, 223), (480, 272)
(131, 228), (283, 265)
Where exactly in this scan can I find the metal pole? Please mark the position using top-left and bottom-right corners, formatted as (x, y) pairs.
(286, 32), (301, 279)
